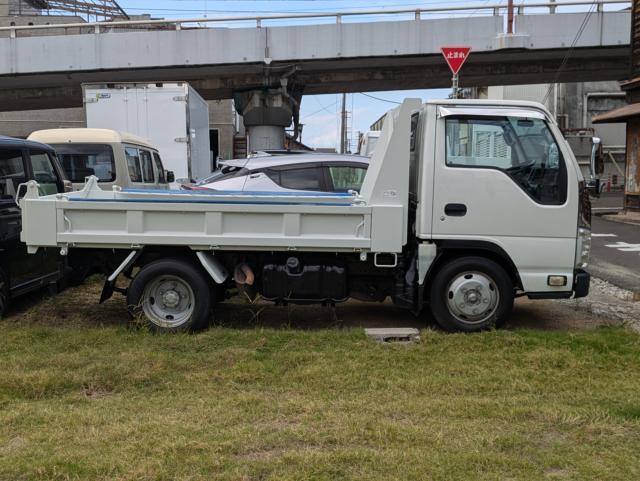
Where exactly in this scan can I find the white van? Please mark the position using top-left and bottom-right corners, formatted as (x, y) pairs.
(28, 128), (174, 191)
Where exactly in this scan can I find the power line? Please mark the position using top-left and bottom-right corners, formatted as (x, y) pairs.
(359, 92), (402, 104)
(541, 0), (598, 106)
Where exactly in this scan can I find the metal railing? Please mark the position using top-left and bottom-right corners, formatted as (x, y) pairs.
(0, 0), (631, 38)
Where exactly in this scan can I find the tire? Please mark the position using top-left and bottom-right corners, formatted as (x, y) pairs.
(126, 258), (213, 332)
(428, 256), (514, 333)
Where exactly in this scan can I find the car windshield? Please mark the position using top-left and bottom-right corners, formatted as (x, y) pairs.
(53, 143), (115, 183)
(196, 165), (248, 185)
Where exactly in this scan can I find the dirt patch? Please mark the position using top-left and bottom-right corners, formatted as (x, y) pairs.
(3, 275), (638, 332)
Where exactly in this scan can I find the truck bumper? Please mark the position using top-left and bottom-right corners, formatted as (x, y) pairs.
(526, 269), (590, 300)
(572, 269), (590, 299)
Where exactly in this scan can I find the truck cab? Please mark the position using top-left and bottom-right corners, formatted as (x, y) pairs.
(0, 136), (69, 316)
(407, 100), (590, 330)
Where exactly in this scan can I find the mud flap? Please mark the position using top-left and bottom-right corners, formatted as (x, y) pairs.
(100, 250), (142, 303)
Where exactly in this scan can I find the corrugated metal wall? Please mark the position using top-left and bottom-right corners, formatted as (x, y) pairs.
(633, 0), (640, 78)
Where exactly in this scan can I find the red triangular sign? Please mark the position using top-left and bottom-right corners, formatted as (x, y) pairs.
(441, 47), (472, 75)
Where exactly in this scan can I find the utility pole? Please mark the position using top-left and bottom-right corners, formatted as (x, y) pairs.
(340, 93), (347, 154)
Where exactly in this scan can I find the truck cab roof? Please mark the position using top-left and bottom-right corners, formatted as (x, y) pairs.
(28, 128), (156, 150)
(425, 99), (554, 120)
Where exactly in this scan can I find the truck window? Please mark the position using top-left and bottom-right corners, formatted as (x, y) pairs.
(445, 117), (567, 205)
(0, 149), (25, 200)
(272, 167), (323, 191)
(139, 149), (155, 183)
(153, 152), (166, 183)
(29, 150), (60, 196)
(54, 143), (115, 182)
(125, 147), (142, 183)
(328, 165), (367, 192)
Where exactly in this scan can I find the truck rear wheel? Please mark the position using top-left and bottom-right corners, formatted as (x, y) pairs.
(127, 258), (212, 332)
(428, 256), (514, 332)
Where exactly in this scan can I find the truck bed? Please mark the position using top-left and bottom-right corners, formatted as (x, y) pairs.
(21, 179), (377, 252)
(20, 99), (418, 255)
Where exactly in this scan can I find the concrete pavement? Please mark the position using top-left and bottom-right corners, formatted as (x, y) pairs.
(592, 191), (624, 214)
(590, 215), (640, 297)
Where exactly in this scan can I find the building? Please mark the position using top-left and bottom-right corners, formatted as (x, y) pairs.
(1, 0), (128, 21)
(0, 2), (237, 166)
(590, 2), (640, 211)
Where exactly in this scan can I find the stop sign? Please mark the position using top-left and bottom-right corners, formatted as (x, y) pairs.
(441, 47), (472, 75)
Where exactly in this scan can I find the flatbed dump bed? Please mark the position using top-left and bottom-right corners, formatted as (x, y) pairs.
(21, 179), (375, 252)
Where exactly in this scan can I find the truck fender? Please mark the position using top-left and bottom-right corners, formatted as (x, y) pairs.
(100, 250), (142, 303)
(195, 251), (229, 284)
(426, 240), (522, 290)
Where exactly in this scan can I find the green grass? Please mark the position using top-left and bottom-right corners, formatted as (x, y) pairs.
(0, 285), (639, 480)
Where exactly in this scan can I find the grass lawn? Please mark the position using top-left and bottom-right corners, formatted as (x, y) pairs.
(1, 284), (640, 480)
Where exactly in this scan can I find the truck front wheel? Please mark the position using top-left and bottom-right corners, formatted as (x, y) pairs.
(428, 256), (514, 332)
(127, 258), (213, 332)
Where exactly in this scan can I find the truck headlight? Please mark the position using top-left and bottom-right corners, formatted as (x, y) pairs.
(575, 227), (591, 269)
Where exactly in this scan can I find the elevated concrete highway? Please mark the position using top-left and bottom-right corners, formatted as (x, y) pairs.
(0, 1), (632, 112)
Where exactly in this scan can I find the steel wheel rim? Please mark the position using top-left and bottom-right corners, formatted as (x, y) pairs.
(141, 274), (195, 328)
(445, 271), (499, 325)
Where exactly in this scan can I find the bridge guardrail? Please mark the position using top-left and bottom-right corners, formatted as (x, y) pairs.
(0, 0), (631, 38)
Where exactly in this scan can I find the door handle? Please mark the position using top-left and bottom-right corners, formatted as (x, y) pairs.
(444, 203), (467, 216)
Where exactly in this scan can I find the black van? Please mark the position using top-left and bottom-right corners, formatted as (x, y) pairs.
(0, 136), (70, 317)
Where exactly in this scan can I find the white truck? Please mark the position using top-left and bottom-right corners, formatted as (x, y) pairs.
(19, 99), (595, 333)
(83, 82), (210, 183)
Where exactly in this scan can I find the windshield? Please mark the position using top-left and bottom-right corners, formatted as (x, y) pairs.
(53, 143), (115, 183)
(196, 165), (249, 185)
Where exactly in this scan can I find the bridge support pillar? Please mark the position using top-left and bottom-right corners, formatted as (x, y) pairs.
(234, 86), (301, 153)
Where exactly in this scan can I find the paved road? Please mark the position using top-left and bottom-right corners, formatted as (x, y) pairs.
(592, 191), (624, 213)
(590, 215), (640, 294)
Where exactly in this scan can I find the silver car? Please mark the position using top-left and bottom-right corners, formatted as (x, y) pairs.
(182, 152), (369, 193)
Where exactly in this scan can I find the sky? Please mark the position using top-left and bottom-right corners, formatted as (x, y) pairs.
(112, 0), (604, 150)
(107, 0), (465, 150)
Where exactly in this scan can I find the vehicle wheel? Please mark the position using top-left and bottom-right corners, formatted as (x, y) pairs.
(428, 256), (514, 333)
(126, 258), (213, 332)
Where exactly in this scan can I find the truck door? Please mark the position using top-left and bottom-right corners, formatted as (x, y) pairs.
(3, 148), (62, 293)
(431, 107), (579, 293)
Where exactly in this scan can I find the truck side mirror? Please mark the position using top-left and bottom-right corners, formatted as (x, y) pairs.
(15, 183), (28, 207)
(587, 137), (602, 198)
(166, 170), (175, 183)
